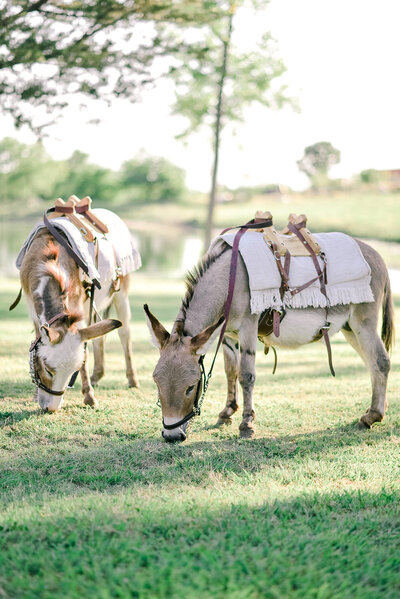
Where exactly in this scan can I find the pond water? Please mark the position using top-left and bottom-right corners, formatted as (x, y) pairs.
(1, 218), (400, 293)
(0, 218), (203, 278)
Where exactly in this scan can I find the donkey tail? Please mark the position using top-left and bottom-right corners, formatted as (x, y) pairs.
(381, 274), (395, 353)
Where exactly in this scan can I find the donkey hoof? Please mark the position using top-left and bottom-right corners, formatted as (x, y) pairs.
(359, 409), (384, 429)
(357, 419), (371, 430)
(216, 416), (233, 427)
(84, 396), (99, 408)
(239, 426), (255, 439)
(128, 378), (140, 389)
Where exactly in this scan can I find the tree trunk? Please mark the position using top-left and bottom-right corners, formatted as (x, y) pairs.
(204, 12), (233, 250)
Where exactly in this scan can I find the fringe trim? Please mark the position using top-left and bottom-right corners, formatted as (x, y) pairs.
(250, 290), (282, 314)
(250, 284), (374, 314)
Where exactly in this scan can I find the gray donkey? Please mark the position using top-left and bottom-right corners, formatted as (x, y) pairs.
(145, 238), (394, 442)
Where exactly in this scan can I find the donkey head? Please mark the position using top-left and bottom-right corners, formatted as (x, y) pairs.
(33, 316), (121, 411)
(144, 304), (224, 442)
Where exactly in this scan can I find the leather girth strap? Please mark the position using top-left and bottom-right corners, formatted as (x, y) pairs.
(205, 217), (275, 385)
(287, 221), (335, 376)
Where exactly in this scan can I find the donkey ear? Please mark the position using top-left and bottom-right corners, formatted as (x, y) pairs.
(79, 319), (122, 342)
(144, 304), (170, 349)
(190, 316), (225, 355)
(42, 325), (61, 344)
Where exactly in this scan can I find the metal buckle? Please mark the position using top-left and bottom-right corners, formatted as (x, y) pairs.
(321, 322), (331, 331)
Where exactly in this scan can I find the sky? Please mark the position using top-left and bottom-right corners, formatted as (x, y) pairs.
(1, 0), (400, 191)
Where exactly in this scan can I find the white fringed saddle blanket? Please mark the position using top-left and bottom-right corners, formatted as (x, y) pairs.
(219, 231), (374, 314)
(16, 208), (142, 284)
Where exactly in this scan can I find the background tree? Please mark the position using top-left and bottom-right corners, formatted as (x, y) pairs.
(119, 155), (186, 204)
(297, 141), (341, 189)
(52, 151), (118, 204)
(0, 137), (63, 203)
(168, 1), (292, 247)
(0, 0), (223, 132)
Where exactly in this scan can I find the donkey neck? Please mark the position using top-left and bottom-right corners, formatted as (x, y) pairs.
(33, 272), (65, 326)
(179, 250), (229, 337)
(27, 241), (83, 329)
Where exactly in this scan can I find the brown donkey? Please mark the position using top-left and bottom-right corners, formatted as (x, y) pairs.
(145, 239), (394, 442)
(19, 215), (140, 411)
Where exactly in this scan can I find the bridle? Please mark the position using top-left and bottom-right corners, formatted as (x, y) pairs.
(162, 355), (207, 430)
(29, 312), (68, 396)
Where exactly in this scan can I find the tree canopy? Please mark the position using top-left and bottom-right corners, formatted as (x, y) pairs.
(297, 141), (341, 186)
(0, 0), (223, 132)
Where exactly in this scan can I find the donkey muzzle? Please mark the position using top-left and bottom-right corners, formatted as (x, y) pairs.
(162, 424), (187, 443)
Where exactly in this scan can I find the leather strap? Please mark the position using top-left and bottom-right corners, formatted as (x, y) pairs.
(202, 218), (274, 399)
(76, 204), (108, 234)
(30, 312), (67, 351)
(287, 222), (335, 376)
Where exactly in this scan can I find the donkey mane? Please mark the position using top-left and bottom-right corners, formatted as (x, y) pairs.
(181, 244), (230, 318)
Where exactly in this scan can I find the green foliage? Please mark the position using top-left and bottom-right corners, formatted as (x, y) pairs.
(119, 155), (186, 204)
(0, 138), (187, 207)
(169, 9), (292, 138)
(297, 141), (341, 188)
(0, 137), (64, 203)
(52, 151), (119, 204)
(359, 168), (379, 184)
(0, 0), (225, 132)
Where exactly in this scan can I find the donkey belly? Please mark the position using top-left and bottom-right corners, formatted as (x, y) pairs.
(261, 306), (350, 349)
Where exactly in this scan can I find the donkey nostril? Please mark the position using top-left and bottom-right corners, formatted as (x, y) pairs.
(179, 431), (187, 442)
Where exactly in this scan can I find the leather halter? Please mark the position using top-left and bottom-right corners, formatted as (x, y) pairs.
(29, 313), (67, 396)
(162, 356), (206, 430)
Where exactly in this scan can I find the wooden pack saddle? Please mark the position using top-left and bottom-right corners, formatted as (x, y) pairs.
(255, 210), (321, 256)
(47, 195), (109, 242)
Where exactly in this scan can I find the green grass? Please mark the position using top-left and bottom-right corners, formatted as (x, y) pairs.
(1, 275), (400, 599)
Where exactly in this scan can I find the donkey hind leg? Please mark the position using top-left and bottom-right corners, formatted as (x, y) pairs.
(81, 344), (98, 407)
(112, 276), (140, 388)
(343, 319), (390, 428)
(91, 305), (111, 386)
(217, 337), (240, 426)
(238, 315), (259, 439)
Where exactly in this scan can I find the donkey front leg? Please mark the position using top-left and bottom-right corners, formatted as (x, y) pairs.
(217, 337), (240, 426)
(113, 276), (140, 388)
(238, 316), (258, 439)
(91, 336), (105, 386)
(80, 345), (99, 407)
(91, 305), (110, 386)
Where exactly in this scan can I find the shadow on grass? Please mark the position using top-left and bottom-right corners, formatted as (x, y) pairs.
(1, 419), (398, 505)
(0, 488), (399, 598)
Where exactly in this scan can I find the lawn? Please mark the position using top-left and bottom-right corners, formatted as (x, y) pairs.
(0, 273), (399, 599)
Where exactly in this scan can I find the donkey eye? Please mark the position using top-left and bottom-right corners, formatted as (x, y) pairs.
(186, 385), (195, 396)
(44, 367), (54, 378)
